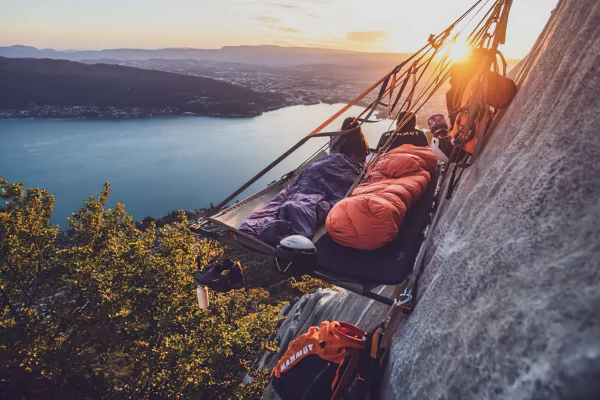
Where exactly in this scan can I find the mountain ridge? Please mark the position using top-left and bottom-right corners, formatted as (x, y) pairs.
(0, 44), (423, 66)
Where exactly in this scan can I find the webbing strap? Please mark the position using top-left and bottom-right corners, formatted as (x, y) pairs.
(312, 126), (362, 138)
(465, 107), (492, 165)
(307, 73), (393, 138)
(208, 0), (508, 216)
(388, 72), (397, 113)
(362, 73), (393, 123)
(357, 118), (382, 124)
(330, 353), (361, 400)
(389, 66), (412, 115)
(405, 65), (418, 110)
(208, 71), (392, 213)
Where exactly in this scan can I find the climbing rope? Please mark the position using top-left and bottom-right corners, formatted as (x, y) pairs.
(209, 0), (514, 250)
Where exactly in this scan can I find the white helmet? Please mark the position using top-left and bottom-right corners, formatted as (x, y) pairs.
(431, 137), (449, 162)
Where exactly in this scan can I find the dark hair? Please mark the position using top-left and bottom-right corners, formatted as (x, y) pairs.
(396, 111), (417, 132)
(342, 117), (359, 130)
(331, 116), (369, 163)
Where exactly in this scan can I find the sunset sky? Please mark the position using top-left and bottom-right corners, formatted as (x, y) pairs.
(1, 0), (558, 58)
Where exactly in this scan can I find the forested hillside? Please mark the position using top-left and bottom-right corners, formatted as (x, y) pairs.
(0, 57), (283, 116)
(0, 178), (315, 399)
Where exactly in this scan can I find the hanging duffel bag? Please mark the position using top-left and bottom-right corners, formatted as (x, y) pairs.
(483, 70), (517, 109)
(270, 321), (378, 400)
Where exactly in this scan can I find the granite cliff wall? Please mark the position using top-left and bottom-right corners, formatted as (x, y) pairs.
(264, 1), (600, 398)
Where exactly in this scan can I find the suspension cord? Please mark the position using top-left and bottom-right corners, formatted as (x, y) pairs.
(207, 0), (501, 215)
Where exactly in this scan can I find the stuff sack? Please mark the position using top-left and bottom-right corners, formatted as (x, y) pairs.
(271, 321), (373, 400)
(483, 70), (517, 109)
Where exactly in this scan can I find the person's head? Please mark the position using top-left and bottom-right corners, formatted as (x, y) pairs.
(342, 117), (359, 131)
(332, 116), (369, 163)
(396, 111), (417, 132)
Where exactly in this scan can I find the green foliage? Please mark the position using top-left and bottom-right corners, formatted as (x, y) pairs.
(0, 178), (282, 399)
(291, 275), (333, 295)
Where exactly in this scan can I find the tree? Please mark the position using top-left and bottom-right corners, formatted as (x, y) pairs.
(0, 179), (282, 399)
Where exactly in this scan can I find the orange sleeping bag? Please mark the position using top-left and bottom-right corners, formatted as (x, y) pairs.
(326, 145), (437, 250)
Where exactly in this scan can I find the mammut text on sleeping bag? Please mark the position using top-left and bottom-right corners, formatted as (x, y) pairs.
(326, 145), (437, 250)
(239, 154), (360, 246)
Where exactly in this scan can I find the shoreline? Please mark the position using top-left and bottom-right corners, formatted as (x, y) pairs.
(0, 98), (367, 122)
(0, 102), (358, 122)
(0, 109), (278, 121)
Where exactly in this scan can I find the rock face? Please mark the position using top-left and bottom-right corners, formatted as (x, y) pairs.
(264, 1), (600, 399)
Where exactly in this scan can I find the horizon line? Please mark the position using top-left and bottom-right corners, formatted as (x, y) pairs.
(1, 43), (524, 60)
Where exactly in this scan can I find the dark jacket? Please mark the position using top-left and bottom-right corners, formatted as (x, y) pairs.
(376, 129), (429, 151)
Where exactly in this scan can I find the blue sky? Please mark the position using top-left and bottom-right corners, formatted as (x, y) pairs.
(1, 0), (558, 58)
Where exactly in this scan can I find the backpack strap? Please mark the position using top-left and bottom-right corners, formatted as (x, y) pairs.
(330, 352), (362, 400)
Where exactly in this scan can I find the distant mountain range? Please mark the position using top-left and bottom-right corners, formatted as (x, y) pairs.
(0, 57), (283, 117)
(0, 45), (414, 67)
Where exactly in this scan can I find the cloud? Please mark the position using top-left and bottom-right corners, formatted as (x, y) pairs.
(346, 31), (389, 44)
(261, 1), (320, 18)
(253, 16), (282, 23)
(252, 10), (300, 33)
(264, 1), (301, 9)
(268, 24), (300, 33)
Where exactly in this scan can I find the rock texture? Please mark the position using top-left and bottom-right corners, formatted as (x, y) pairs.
(264, 1), (600, 399)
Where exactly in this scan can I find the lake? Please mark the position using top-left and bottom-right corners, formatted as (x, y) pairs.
(0, 104), (394, 227)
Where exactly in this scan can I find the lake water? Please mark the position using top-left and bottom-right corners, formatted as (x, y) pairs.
(0, 104), (394, 227)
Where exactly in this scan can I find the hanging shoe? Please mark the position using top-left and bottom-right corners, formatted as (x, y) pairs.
(228, 261), (244, 290)
(194, 259), (234, 293)
(194, 259), (243, 293)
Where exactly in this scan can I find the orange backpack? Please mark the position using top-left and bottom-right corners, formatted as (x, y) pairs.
(271, 321), (375, 400)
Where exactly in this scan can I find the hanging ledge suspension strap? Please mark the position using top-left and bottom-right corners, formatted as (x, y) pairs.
(209, 44), (434, 214)
(208, 0), (490, 215)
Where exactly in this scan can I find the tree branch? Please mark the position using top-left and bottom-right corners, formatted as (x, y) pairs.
(0, 286), (20, 319)
(2, 261), (32, 302)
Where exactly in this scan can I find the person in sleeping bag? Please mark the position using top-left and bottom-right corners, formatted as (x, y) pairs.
(376, 110), (429, 151)
(326, 111), (438, 250)
(329, 117), (370, 164)
(240, 118), (365, 245)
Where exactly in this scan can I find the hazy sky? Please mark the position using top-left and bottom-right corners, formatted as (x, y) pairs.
(1, 0), (558, 58)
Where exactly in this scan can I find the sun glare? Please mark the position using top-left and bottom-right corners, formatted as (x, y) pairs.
(447, 41), (472, 63)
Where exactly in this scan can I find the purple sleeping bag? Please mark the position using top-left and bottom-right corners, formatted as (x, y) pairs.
(239, 153), (360, 245)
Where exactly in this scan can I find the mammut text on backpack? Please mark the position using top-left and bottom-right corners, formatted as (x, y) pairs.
(279, 343), (315, 373)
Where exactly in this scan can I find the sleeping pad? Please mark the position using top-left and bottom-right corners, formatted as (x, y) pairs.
(326, 145), (438, 250)
(239, 153), (360, 246)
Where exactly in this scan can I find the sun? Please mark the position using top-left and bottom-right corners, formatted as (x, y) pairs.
(447, 41), (472, 63)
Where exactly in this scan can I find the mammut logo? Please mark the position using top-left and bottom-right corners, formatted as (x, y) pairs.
(393, 131), (420, 137)
(279, 343), (314, 372)
(383, 130), (421, 139)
